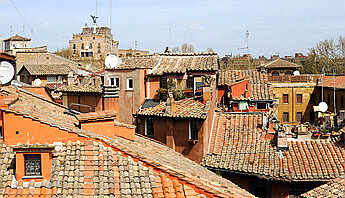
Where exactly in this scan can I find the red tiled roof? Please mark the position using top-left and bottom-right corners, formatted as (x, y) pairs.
(110, 53), (218, 75)
(76, 110), (117, 122)
(218, 70), (274, 100)
(301, 174), (345, 197)
(201, 112), (345, 182)
(0, 86), (254, 198)
(20, 64), (72, 76)
(56, 84), (102, 93)
(138, 98), (208, 119)
(3, 34), (31, 42)
(316, 75), (345, 89)
(45, 83), (65, 90)
(263, 58), (302, 69)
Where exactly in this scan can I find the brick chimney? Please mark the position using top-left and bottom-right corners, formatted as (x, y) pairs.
(166, 91), (176, 115)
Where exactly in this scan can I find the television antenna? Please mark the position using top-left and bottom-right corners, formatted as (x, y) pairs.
(237, 30), (251, 97)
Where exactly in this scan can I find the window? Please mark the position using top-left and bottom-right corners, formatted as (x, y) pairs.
(127, 78), (133, 90)
(239, 101), (248, 110)
(289, 187), (311, 198)
(80, 37), (82, 40)
(297, 94), (302, 104)
(296, 112), (302, 123)
(24, 154), (41, 176)
(58, 76), (63, 83)
(283, 112), (289, 123)
(145, 117), (154, 136)
(93, 37), (95, 40)
(79, 79), (83, 85)
(310, 93), (316, 104)
(47, 76), (57, 84)
(250, 183), (271, 198)
(98, 43), (101, 48)
(13, 44), (16, 47)
(81, 44), (84, 49)
(24, 44), (27, 48)
(98, 49), (101, 53)
(189, 120), (198, 140)
(109, 76), (120, 88)
(272, 71), (279, 76)
(73, 44), (76, 49)
(285, 71), (293, 75)
(73, 50), (76, 54)
(256, 102), (267, 110)
(283, 94), (289, 104)
(90, 43), (92, 49)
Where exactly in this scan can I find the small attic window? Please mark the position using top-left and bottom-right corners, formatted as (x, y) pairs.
(24, 154), (41, 176)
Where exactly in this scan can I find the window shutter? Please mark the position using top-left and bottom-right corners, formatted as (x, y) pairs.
(187, 76), (194, 89)
(160, 77), (167, 89)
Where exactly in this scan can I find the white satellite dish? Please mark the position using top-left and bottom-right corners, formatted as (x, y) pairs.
(105, 54), (119, 68)
(319, 102), (328, 112)
(34, 78), (42, 87)
(0, 61), (15, 85)
(293, 70), (300, 76)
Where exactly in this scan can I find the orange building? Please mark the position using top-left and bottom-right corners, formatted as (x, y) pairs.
(0, 85), (253, 197)
(217, 69), (275, 112)
(260, 58), (302, 76)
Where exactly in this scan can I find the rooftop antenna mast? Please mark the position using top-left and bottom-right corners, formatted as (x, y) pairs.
(237, 30), (251, 98)
(169, 27), (171, 47)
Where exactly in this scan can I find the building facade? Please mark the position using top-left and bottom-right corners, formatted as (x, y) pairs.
(69, 25), (119, 60)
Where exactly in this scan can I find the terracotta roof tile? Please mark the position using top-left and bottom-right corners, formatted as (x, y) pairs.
(316, 76), (345, 89)
(218, 70), (274, 100)
(56, 84), (102, 93)
(0, 85), (254, 198)
(109, 53), (218, 75)
(138, 98), (208, 119)
(302, 174), (345, 197)
(201, 112), (345, 182)
(263, 58), (302, 69)
(3, 34), (31, 42)
(76, 110), (117, 122)
(21, 64), (72, 75)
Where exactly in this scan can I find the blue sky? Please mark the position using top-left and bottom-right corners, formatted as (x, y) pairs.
(1, 0), (345, 57)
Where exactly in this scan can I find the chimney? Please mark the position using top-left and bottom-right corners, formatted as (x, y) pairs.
(67, 71), (75, 85)
(166, 92), (176, 115)
(164, 46), (171, 53)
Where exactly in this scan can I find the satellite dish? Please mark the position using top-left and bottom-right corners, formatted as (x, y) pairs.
(105, 55), (119, 68)
(319, 102), (328, 112)
(34, 78), (42, 86)
(293, 70), (300, 76)
(0, 61), (15, 85)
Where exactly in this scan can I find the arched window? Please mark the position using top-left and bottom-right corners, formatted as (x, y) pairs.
(285, 71), (293, 75)
(272, 71), (279, 76)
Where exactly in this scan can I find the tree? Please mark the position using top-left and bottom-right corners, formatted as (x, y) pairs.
(303, 37), (345, 74)
(206, 47), (214, 53)
(53, 48), (74, 60)
(171, 43), (194, 53)
(171, 46), (180, 53)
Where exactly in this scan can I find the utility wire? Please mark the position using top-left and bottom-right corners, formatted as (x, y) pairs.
(9, 0), (42, 46)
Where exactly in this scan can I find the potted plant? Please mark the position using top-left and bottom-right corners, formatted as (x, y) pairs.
(224, 105), (229, 112)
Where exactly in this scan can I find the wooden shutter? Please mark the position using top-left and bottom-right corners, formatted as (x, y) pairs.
(187, 76), (194, 89)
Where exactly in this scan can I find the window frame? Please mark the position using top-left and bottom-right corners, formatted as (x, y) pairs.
(256, 102), (268, 110)
(296, 112), (302, 123)
(145, 117), (154, 136)
(283, 112), (289, 123)
(283, 94), (289, 104)
(108, 76), (120, 88)
(189, 120), (199, 140)
(24, 154), (42, 177)
(296, 94), (302, 104)
(47, 76), (57, 84)
(57, 76), (63, 84)
(127, 78), (133, 90)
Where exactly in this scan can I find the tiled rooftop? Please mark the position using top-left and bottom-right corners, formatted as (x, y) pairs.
(76, 110), (117, 122)
(201, 112), (345, 182)
(20, 64), (72, 76)
(316, 75), (345, 89)
(138, 97), (208, 119)
(0, 86), (254, 197)
(263, 58), (302, 69)
(218, 70), (274, 100)
(301, 174), (345, 197)
(109, 53), (218, 75)
(56, 84), (102, 93)
(3, 34), (31, 42)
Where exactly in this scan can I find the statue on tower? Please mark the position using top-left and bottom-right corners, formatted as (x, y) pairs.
(90, 15), (99, 24)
